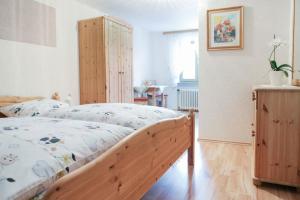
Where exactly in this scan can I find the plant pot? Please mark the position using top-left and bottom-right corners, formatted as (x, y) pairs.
(269, 71), (284, 86)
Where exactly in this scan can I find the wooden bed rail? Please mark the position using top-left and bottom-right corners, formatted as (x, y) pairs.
(188, 110), (195, 166)
(45, 112), (194, 200)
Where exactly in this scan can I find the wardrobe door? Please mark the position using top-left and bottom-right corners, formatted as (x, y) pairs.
(79, 19), (98, 104)
(106, 19), (121, 103)
(120, 26), (133, 103)
(95, 18), (106, 103)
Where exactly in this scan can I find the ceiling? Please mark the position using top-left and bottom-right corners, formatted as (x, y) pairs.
(76, 0), (199, 31)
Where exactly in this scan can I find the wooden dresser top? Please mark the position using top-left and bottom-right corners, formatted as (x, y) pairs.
(253, 85), (300, 91)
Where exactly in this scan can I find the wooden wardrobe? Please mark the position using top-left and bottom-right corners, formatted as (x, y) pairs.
(78, 16), (133, 104)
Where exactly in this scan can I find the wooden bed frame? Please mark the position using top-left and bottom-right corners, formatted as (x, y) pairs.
(0, 96), (44, 107)
(0, 96), (195, 200)
(45, 112), (195, 200)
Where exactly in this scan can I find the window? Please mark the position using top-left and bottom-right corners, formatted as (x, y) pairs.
(166, 31), (198, 85)
(179, 39), (198, 82)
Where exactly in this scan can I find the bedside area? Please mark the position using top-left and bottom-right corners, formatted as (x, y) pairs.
(251, 85), (300, 190)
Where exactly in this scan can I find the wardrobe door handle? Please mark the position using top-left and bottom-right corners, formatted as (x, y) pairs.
(252, 92), (256, 101)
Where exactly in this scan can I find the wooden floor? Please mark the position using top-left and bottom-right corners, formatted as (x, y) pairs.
(141, 140), (300, 200)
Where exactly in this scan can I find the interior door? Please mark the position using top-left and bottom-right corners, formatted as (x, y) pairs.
(120, 26), (133, 103)
(106, 19), (121, 103)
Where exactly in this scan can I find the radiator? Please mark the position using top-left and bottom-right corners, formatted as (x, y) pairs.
(177, 88), (199, 111)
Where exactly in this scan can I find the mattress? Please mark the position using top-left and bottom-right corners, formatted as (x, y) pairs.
(0, 117), (134, 200)
(41, 103), (182, 130)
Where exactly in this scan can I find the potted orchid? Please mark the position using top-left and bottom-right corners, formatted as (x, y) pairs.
(268, 35), (292, 86)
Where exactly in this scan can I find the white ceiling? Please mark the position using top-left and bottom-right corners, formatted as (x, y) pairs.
(76, 0), (199, 31)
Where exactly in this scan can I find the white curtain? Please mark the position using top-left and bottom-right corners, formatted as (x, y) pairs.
(164, 31), (198, 86)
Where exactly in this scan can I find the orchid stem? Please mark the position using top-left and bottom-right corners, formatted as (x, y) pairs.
(269, 44), (280, 61)
(273, 34), (276, 61)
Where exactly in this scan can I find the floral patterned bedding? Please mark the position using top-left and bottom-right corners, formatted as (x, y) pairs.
(0, 99), (69, 117)
(0, 117), (134, 200)
(41, 103), (183, 130)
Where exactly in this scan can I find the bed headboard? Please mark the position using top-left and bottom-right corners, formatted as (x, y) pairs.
(0, 92), (60, 107)
(0, 93), (61, 118)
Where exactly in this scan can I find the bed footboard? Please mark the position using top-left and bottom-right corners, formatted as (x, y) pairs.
(45, 112), (194, 200)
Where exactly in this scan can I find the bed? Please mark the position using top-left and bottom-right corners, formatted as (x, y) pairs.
(0, 96), (195, 200)
(40, 103), (184, 130)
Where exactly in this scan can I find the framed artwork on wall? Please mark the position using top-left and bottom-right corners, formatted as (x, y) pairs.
(207, 6), (244, 51)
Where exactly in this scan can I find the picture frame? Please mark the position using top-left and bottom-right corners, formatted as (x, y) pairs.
(207, 6), (244, 51)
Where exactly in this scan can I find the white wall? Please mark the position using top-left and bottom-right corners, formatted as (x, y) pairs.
(0, 0), (103, 104)
(149, 32), (180, 110)
(198, 0), (292, 143)
(294, 0), (300, 79)
(0, 0), (152, 105)
(150, 32), (171, 85)
(132, 27), (153, 86)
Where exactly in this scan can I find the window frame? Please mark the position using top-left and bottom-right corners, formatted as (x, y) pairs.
(179, 51), (199, 84)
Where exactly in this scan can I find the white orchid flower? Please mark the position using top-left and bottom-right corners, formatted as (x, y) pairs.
(268, 34), (292, 77)
(269, 36), (287, 47)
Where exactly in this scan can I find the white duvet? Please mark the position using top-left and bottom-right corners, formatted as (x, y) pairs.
(0, 117), (134, 200)
(41, 103), (182, 130)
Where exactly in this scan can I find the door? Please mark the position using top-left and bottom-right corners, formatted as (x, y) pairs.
(256, 90), (300, 185)
(106, 19), (121, 103)
(120, 26), (133, 103)
(95, 18), (106, 103)
(79, 19), (98, 104)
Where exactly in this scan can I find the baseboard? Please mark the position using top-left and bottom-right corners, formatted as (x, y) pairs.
(198, 138), (251, 146)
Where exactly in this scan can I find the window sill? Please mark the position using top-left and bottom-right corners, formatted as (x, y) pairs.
(177, 81), (198, 88)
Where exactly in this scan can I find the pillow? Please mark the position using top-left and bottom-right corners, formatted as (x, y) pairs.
(0, 99), (69, 117)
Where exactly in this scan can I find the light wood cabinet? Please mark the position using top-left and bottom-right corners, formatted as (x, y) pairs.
(252, 86), (300, 189)
(78, 16), (133, 104)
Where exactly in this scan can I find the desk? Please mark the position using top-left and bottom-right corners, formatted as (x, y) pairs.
(134, 97), (148, 105)
(145, 86), (167, 107)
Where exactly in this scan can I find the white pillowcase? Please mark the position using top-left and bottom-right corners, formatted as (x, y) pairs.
(0, 99), (69, 117)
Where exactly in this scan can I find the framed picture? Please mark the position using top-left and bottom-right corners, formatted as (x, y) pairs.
(207, 6), (244, 51)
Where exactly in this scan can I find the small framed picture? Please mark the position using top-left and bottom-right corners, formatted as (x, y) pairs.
(207, 6), (244, 51)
